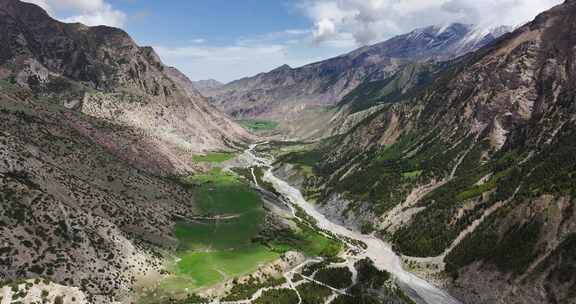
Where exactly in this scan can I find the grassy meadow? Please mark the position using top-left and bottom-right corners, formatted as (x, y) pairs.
(140, 168), (342, 302)
(171, 169), (278, 288)
(237, 119), (279, 132)
(192, 152), (235, 163)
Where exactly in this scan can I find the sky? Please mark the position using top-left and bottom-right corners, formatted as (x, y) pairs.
(23, 0), (563, 83)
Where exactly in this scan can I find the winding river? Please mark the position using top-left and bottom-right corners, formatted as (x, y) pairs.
(242, 144), (461, 304)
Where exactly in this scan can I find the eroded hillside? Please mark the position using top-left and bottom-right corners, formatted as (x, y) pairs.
(0, 0), (251, 302)
(272, 1), (576, 303)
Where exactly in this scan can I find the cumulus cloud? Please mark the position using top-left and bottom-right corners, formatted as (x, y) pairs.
(299, 0), (563, 46)
(22, 0), (126, 28)
(61, 3), (126, 28)
(22, 0), (51, 11)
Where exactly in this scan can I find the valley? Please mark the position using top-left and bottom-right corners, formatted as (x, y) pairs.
(134, 144), (459, 304)
(1, 0), (575, 303)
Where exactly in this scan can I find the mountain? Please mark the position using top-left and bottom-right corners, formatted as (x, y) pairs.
(0, 0), (250, 302)
(204, 23), (511, 133)
(0, 0), (250, 169)
(192, 79), (223, 93)
(272, 1), (576, 303)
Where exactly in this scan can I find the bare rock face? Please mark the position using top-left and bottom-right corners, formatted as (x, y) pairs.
(205, 23), (510, 132)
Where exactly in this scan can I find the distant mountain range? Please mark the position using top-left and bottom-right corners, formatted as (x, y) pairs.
(2, 0), (576, 303)
(200, 23), (513, 133)
(192, 79), (224, 91)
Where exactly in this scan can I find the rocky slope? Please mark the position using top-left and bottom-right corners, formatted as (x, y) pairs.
(192, 79), (223, 92)
(0, 0), (250, 302)
(204, 23), (510, 137)
(0, 0), (251, 174)
(275, 1), (576, 303)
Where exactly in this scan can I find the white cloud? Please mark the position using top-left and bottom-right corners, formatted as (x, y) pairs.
(22, 0), (126, 28)
(51, 0), (105, 12)
(22, 0), (51, 11)
(191, 38), (206, 44)
(61, 3), (126, 28)
(155, 43), (293, 82)
(298, 0), (563, 46)
(154, 37), (348, 82)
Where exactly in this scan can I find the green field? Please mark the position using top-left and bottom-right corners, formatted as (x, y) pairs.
(138, 168), (281, 302)
(140, 168), (341, 302)
(192, 152), (235, 163)
(165, 246), (278, 289)
(238, 119), (279, 132)
(174, 169), (278, 287)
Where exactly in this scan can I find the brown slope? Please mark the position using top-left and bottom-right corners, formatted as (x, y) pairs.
(0, 0), (250, 302)
(0, 92), (197, 303)
(0, 0), (252, 176)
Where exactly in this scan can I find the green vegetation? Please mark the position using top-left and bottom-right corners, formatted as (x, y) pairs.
(446, 218), (542, 277)
(302, 261), (330, 277)
(314, 267), (353, 289)
(276, 149), (327, 201)
(154, 169), (280, 295)
(335, 259), (415, 304)
(162, 294), (209, 304)
(253, 288), (299, 304)
(296, 282), (333, 304)
(327, 131), (442, 215)
(517, 126), (576, 198)
(232, 168), (341, 259)
(231, 166), (279, 196)
(222, 276), (286, 302)
(277, 150), (323, 172)
(192, 152), (235, 163)
(148, 166), (340, 302)
(258, 221), (342, 258)
(238, 120), (279, 132)
(530, 233), (576, 288)
(339, 63), (441, 114)
(396, 126), (576, 258)
(392, 142), (521, 257)
(255, 141), (316, 159)
(402, 170), (423, 179)
(354, 259), (390, 287)
(171, 246), (279, 288)
(395, 124), (576, 273)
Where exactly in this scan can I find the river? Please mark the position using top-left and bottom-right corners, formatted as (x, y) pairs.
(242, 144), (461, 304)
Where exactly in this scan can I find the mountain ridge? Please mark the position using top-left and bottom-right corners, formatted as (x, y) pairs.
(270, 0), (576, 303)
(0, 1), (250, 302)
(0, 0), (251, 174)
(201, 22), (512, 139)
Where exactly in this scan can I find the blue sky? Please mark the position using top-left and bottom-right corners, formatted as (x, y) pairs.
(25, 0), (562, 83)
